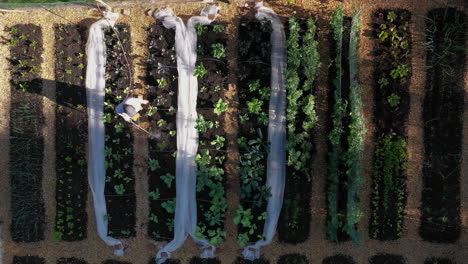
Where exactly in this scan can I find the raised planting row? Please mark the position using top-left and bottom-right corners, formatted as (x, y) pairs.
(278, 254), (307, 264)
(190, 258), (220, 264)
(369, 254), (405, 264)
(369, 9), (411, 241)
(234, 16), (272, 247)
(425, 258), (456, 264)
(194, 22), (229, 245)
(53, 24), (88, 242)
(57, 258), (88, 264)
(7, 24), (46, 243)
(322, 255), (355, 264)
(145, 22), (178, 241)
(420, 8), (465, 243)
(103, 24), (136, 238)
(326, 8), (365, 245)
(13, 256), (45, 264)
(278, 17), (319, 244)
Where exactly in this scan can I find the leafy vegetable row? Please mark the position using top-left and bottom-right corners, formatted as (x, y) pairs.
(8, 24), (46, 243)
(234, 17), (273, 246)
(103, 24), (136, 238)
(53, 24), (88, 242)
(278, 17), (319, 244)
(194, 22), (228, 245)
(370, 9), (411, 241)
(145, 22), (178, 241)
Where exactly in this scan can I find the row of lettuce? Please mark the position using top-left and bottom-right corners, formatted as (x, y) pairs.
(6, 6), (465, 247)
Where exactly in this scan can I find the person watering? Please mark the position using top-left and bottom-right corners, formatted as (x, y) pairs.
(116, 97), (149, 122)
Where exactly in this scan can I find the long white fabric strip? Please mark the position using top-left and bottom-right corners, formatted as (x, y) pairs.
(154, 6), (221, 264)
(242, 3), (287, 260)
(85, 11), (125, 257)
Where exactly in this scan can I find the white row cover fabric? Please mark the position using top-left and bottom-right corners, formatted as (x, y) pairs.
(242, 2), (287, 260)
(153, 6), (221, 264)
(85, 11), (125, 257)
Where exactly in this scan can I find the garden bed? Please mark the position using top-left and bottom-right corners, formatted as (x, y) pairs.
(369, 254), (405, 264)
(234, 257), (269, 264)
(420, 8), (465, 243)
(53, 23), (88, 242)
(194, 22), (229, 245)
(369, 9), (411, 241)
(322, 255), (355, 264)
(278, 254), (308, 264)
(103, 24), (136, 238)
(7, 24), (46, 243)
(145, 22), (178, 241)
(57, 258), (88, 264)
(278, 17), (319, 244)
(326, 8), (364, 244)
(190, 257), (221, 264)
(13, 256), (45, 264)
(424, 258), (455, 264)
(234, 16), (272, 247)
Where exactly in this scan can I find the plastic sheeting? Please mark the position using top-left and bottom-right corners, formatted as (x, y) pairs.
(153, 6), (221, 264)
(242, 2), (287, 260)
(85, 10), (125, 257)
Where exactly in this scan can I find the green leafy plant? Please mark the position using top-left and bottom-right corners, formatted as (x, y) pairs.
(195, 24), (207, 36)
(387, 11), (398, 22)
(211, 136), (225, 149)
(161, 173), (175, 188)
(390, 64), (409, 79)
(387, 93), (401, 107)
(211, 43), (226, 59)
(161, 199), (176, 214)
(213, 24), (225, 33)
(157, 78), (168, 88)
(378, 77), (389, 88)
(149, 189), (160, 200)
(214, 98), (228, 115)
(114, 184), (125, 195)
(195, 114), (214, 132)
(194, 63), (208, 78)
(148, 158), (160, 172)
(247, 98), (263, 114)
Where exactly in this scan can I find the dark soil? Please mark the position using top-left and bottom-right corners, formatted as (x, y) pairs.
(146, 22), (177, 241)
(54, 23), (88, 242)
(13, 256), (45, 264)
(326, 16), (352, 242)
(322, 255), (355, 264)
(196, 22), (228, 108)
(369, 254), (405, 264)
(420, 8), (465, 243)
(278, 254), (308, 264)
(7, 24), (46, 243)
(369, 9), (412, 241)
(103, 24), (136, 238)
(57, 258), (88, 264)
(190, 257), (221, 264)
(234, 257), (269, 264)
(424, 258), (455, 264)
(149, 258), (180, 264)
(236, 16), (272, 243)
(102, 260), (131, 264)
